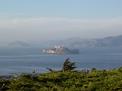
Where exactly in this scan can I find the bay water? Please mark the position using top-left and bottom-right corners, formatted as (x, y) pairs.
(0, 54), (122, 75)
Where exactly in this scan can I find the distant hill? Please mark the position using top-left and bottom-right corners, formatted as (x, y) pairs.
(70, 35), (122, 48)
(6, 35), (122, 49)
(8, 41), (30, 48)
(46, 35), (122, 49)
(1, 35), (122, 55)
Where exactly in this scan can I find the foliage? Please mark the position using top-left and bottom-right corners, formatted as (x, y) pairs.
(62, 58), (76, 71)
(0, 59), (122, 91)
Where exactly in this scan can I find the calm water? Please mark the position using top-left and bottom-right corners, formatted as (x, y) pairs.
(0, 54), (122, 75)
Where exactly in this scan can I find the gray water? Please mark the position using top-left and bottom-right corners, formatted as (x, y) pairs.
(0, 54), (122, 75)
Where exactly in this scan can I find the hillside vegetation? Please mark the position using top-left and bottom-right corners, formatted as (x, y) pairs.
(0, 59), (122, 91)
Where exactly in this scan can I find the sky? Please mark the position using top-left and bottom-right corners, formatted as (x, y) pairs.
(0, 0), (122, 44)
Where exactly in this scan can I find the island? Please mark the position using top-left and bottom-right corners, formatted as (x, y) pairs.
(42, 45), (79, 55)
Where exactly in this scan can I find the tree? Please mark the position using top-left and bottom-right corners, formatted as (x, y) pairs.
(62, 58), (76, 71)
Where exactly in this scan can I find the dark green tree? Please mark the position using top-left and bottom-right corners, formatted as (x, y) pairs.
(62, 58), (76, 71)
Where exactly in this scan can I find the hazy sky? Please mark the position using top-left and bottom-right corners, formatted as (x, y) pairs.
(0, 0), (122, 44)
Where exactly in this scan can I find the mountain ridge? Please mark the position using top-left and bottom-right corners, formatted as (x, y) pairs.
(6, 35), (122, 49)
